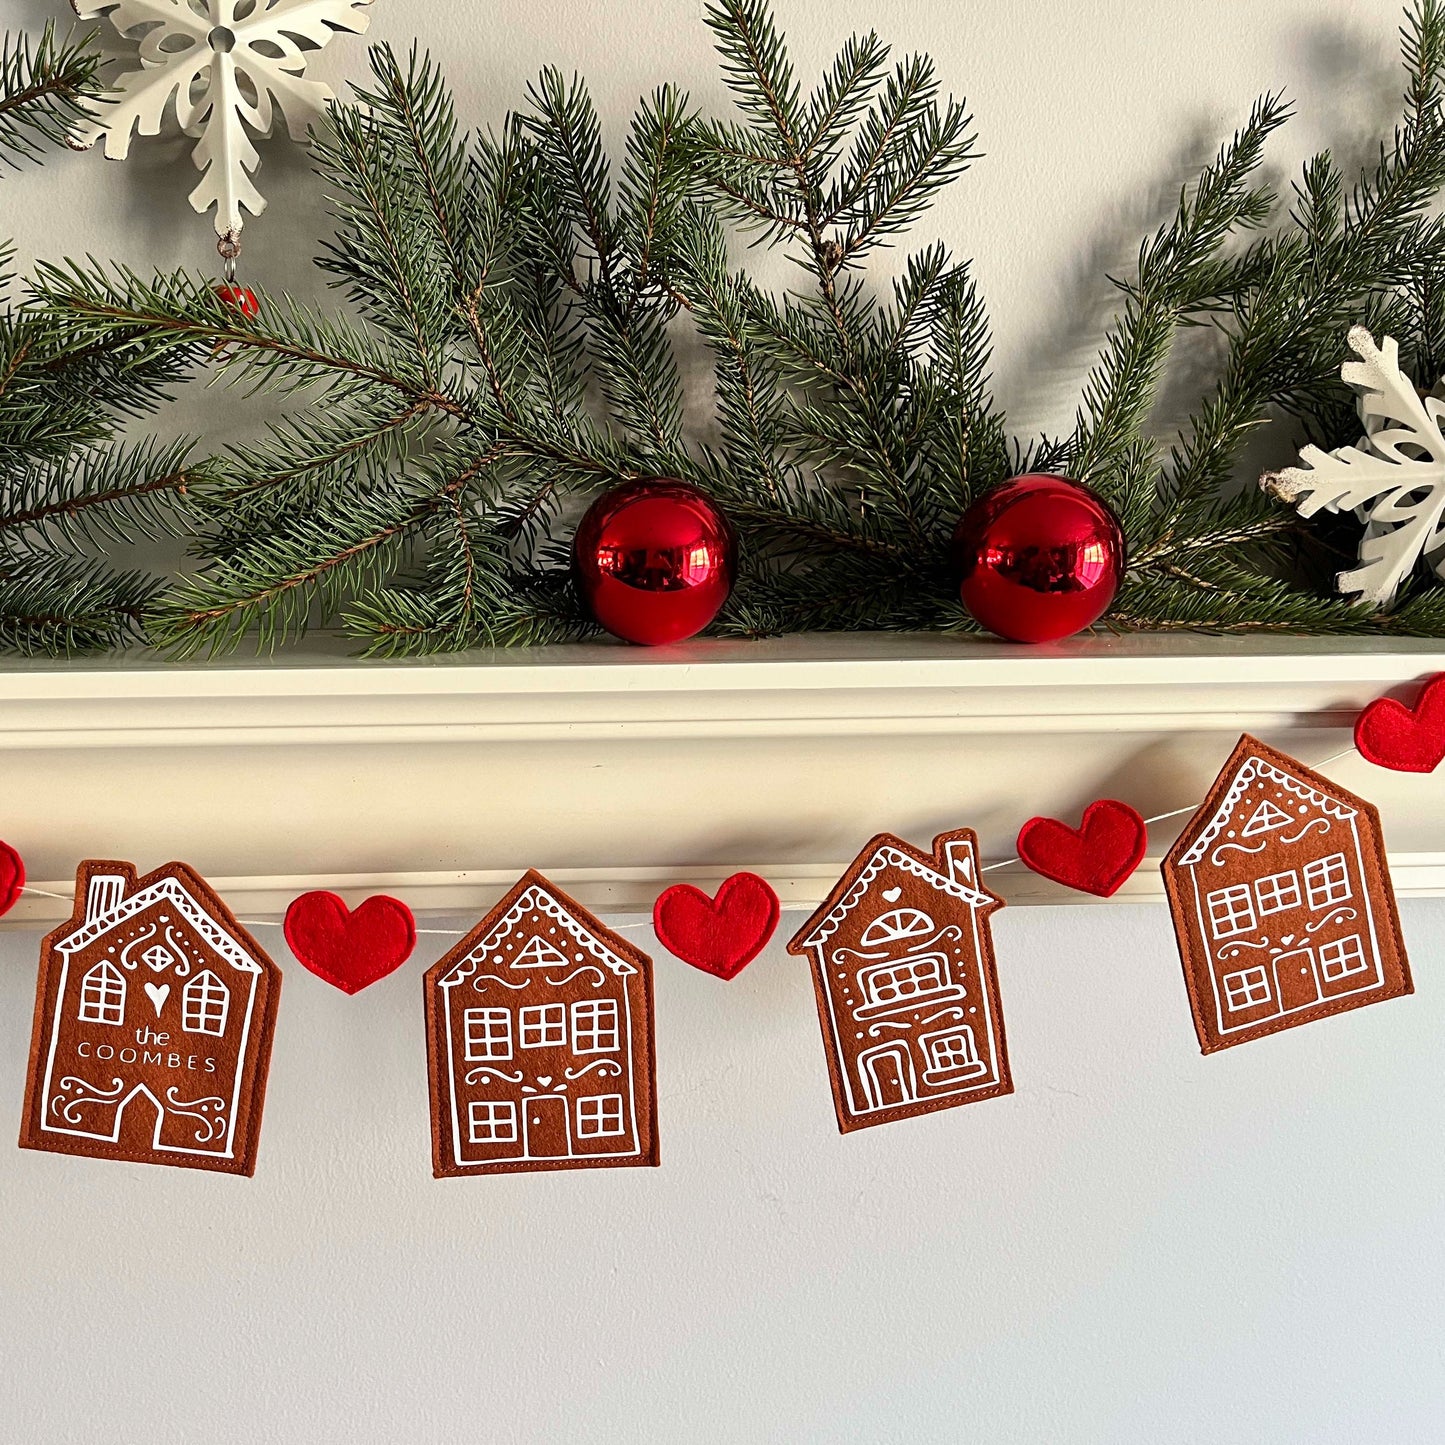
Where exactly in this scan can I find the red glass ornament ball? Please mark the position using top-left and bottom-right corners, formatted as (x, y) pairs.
(215, 282), (259, 318)
(574, 478), (736, 646)
(951, 474), (1125, 643)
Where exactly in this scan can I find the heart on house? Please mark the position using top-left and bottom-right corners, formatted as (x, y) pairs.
(283, 891), (417, 994)
(652, 872), (781, 980)
(0, 841), (24, 918)
(1016, 799), (1148, 898)
(1355, 674), (1445, 773)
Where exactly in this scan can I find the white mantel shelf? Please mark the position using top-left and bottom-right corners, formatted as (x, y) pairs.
(4, 632), (1444, 922)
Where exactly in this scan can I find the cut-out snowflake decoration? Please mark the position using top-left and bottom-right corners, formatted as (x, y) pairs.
(70, 0), (373, 238)
(1263, 326), (1445, 609)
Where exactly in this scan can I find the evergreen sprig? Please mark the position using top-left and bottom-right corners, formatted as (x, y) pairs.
(13, 0), (1445, 654)
(0, 26), (205, 653)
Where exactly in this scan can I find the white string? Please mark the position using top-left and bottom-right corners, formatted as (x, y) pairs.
(978, 745), (1360, 874)
(13, 744), (1369, 930)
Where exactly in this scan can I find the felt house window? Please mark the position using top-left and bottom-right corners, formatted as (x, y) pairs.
(182, 970), (230, 1035)
(520, 1004), (566, 1048)
(1319, 935), (1369, 982)
(575, 1094), (625, 1137)
(1304, 853), (1352, 910)
(78, 961), (126, 1025)
(1254, 870), (1301, 915)
(860, 908), (935, 948)
(463, 1007), (512, 1061)
(862, 956), (945, 1006)
(1207, 885), (1257, 939)
(571, 999), (620, 1054)
(926, 1029), (978, 1072)
(468, 1100), (518, 1144)
(1223, 965), (1272, 1011)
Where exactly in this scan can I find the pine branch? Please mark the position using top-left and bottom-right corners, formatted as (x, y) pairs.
(0, 23), (101, 171)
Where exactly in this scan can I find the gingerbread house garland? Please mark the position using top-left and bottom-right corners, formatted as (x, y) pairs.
(20, 860), (282, 1175)
(424, 871), (659, 1177)
(788, 828), (1012, 1133)
(1162, 735), (1412, 1053)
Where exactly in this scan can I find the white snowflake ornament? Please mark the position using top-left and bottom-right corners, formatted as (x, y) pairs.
(70, 0), (373, 238)
(1263, 326), (1445, 609)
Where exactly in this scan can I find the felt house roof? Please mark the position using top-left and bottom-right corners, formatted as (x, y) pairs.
(789, 830), (1000, 951)
(438, 870), (645, 988)
(55, 867), (261, 975)
(1171, 735), (1361, 868)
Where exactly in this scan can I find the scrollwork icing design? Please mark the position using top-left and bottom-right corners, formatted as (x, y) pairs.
(464, 1066), (525, 1086)
(468, 972), (529, 993)
(163, 1088), (228, 1144)
(1210, 840), (1267, 866)
(1308, 906), (1358, 934)
(563, 1059), (622, 1082)
(542, 965), (607, 989)
(118, 923), (158, 972)
(51, 1075), (125, 1125)
(1216, 937), (1271, 960)
(1280, 817), (1331, 846)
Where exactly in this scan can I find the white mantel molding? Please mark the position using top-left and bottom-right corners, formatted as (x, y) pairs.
(3, 632), (1444, 923)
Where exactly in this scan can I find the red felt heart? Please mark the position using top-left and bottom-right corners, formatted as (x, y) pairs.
(653, 872), (780, 980)
(1355, 674), (1445, 773)
(283, 891), (417, 994)
(0, 841), (24, 917)
(1016, 799), (1148, 898)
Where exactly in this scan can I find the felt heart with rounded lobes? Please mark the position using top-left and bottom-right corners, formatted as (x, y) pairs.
(1355, 674), (1445, 773)
(652, 872), (781, 980)
(283, 891), (417, 994)
(0, 841), (24, 917)
(1016, 799), (1148, 898)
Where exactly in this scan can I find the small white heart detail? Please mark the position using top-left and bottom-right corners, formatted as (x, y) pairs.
(1281, 934), (1296, 946)
(536, 1075), (553, 1086)
(144, 982), (170, 1016)
(882, 887), (902, 902)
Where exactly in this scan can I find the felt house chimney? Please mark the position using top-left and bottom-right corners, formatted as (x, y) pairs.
(942, 835), (979, 888)
(85, 871), (127, 922)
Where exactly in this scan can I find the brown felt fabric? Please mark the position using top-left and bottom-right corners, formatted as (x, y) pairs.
(787, 828), (1013, 1134)
(1161, 735), (1412, 1054)
(424, 870), (660, 1178)
(19, 860), (282, 1176)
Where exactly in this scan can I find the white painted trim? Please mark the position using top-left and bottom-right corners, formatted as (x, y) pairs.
(1, 635), (1442, 915)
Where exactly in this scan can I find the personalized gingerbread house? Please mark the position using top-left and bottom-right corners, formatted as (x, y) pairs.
(788, 828), (1011, 1133)
(20, 860), (282, 1175)
(425, 871), (659, 1177)
(1163, 735), (1412, 1053)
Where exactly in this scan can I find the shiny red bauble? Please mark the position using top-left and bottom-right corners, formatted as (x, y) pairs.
(574, 478), (736, 645)
(951, 474), (1125, 643)
(214, 282), (259, 317)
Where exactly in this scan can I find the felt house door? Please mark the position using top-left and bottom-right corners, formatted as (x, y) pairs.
(524, 1095), (570, 1159)
(863, 1046), (914, 1109)
(1274, 948), (1320, 1013)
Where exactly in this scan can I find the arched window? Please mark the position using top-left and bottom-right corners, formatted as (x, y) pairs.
(79, 961), (125, 1025)
(860, 908), (934, 949)
(182, 970), (230, 1036)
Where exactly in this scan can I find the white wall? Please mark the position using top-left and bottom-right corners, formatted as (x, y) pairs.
(1, 898), (1443, 1444)
(2, 1), (1443, 1442)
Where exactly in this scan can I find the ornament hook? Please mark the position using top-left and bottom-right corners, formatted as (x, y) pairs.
(217, 229), (241, 285)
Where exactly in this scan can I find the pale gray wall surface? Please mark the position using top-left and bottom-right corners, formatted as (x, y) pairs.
(2, 0), (1442, 1441)
(1, 899), (1442, 1444)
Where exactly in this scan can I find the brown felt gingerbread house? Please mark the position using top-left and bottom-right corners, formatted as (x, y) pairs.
(425, 871), (658, 1177)
(20, 860), (282, 1175)
(788, 828), (1011, 1133)
(1162, 735), (1412, 1053)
